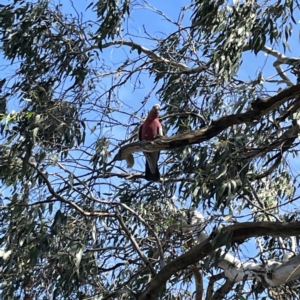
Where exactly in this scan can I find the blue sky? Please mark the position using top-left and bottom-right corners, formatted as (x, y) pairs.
(1, 0), (300, 297)
(0, 0), (299, 223)
(1, 0), (300, 230)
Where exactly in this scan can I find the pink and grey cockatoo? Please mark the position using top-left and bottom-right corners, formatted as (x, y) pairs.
(138, 104), (163, 181)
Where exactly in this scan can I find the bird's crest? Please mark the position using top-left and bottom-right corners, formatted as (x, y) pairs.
(152, 104), (161, 111)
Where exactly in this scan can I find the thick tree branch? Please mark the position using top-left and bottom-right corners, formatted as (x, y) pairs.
(192, 265), (204, 300)
(267, 254), (300, 286)
(139, 221), (300, 300)
(114, 84), (300, 165)
(212, 278), (235, 300)
(206, 273), (225, 300)
(276, 96), (300, 123)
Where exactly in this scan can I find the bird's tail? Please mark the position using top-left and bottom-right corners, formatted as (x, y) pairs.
(145, 160), (160, 181)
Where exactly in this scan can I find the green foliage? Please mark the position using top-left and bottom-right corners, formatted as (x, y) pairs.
(94, 0), (130, 48)
(0, 0), (299, 299)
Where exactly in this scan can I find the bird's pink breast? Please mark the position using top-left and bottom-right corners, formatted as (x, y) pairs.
(141, 119), (161, 140)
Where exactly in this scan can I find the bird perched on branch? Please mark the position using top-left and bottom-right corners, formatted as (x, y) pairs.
(138, 104), (163, 181)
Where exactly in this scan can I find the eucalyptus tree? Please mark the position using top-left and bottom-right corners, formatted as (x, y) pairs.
(0, 0), (300, 299)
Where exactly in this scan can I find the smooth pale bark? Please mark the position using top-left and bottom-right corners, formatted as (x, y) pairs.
(139, 212), (300, 299)
(189, 211), (300, 286)
(217, 251), (300, 286)
(267, 254), (300, 286)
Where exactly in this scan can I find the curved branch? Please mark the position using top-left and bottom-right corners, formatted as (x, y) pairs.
(116, 214), (156, 277)
(139, 221), (300, 300)
(244, 44), (298, 86)
(27, 162), (113, 217)
(212, 278), (235, 300)
(261, 46), (300, 65)
(114, 84), (300, 165)
(71, 40), (208, 74)
(120, 203), (165, 268)
(206, 273), (225, 300)
(101, 40), (191, 71)
(244, 44), (300, 65)
(273, 62), (293, 86)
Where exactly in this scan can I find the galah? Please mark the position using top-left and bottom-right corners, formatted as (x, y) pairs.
(138, 104), (163, 181)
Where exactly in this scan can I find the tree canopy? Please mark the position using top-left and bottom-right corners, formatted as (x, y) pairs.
(1, 0), (300, 299)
